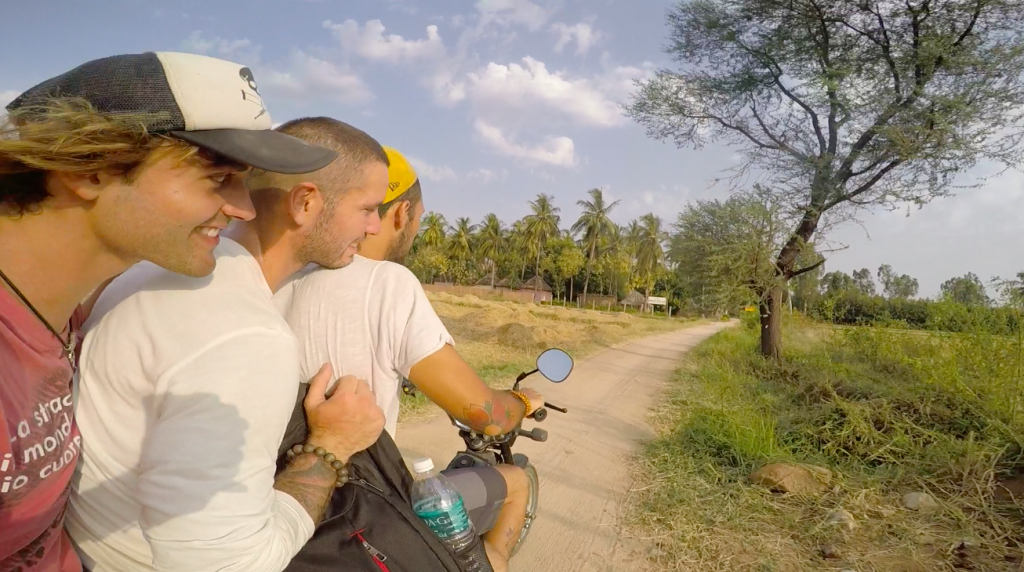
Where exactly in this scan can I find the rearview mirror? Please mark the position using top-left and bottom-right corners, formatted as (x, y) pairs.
(536, 349), (573, 383)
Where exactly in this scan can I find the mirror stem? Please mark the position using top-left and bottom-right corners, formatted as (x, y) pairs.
(515, 369), (538, 383)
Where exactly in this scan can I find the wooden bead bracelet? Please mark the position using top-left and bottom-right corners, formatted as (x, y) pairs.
(285, 443), (350, 487)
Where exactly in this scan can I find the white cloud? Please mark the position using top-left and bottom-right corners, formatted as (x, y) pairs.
(462, 57), (629, 128)
(551, 22), (602, 55)
(475, 0), (551, 30)
(0, 90), (19, 109)
(594, 62), (657, 101)
(467, 168), (499, 184)
(181, 31), (261, 63)
(407, 156), (459, 182)
(179, 32), (371, 105)
(259, 51), (373, 105)
(474, 120), (577, 167)
(323, 20), (445, 64)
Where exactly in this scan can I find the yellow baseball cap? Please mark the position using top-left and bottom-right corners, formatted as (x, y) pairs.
(383, 146), (419, 203)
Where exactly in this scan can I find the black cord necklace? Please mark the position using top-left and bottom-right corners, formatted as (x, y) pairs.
(0, 266), (77, 370)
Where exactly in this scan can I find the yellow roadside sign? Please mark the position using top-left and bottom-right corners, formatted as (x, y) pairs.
(743, 306), (756, 312)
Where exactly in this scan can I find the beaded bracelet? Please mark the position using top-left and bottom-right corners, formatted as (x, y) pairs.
(509, 390), (532, 417)
(285, 443), (350, 487)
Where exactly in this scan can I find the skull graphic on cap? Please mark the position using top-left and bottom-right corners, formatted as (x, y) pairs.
(239, 67), (260, 94)
(238, 67), (266, 119)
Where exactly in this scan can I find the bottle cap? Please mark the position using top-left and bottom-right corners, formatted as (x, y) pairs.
(412, 457), (434, 474)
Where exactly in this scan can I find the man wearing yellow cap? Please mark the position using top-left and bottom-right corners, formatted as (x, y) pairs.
(357, 146), (424, 263)
(274, 147), (541, 571)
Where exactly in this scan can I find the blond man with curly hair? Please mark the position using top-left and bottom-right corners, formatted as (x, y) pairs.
(0, 52), (336, 572)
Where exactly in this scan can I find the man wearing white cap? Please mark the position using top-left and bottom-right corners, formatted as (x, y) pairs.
(0, 52), (336, 572)
(67, 112), (390, 572)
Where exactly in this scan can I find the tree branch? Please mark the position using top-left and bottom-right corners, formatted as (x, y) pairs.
(737, 39), (829, 154)
(750, 99), (810, 162)
(816, 4), (841, 158)
(824, 158), (904, 210)
(697, 113), (782, 151)
(767, 63), (829, 155)
(850, 155), (889, 178)
(869, 3), (903, 97)
(789, 257), (826, 279)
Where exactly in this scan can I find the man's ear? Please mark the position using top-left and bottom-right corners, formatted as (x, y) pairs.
(51, 171), (117, 202)
(287, 182), (325, 227)
(393, 200), (413, 232)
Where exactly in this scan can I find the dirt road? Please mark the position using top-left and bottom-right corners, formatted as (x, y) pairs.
(395, 321), (736, 572)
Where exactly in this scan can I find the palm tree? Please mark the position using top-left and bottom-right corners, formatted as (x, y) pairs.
(476, 213), (505, 287)
(420, 212), (448, 249)
(523, 193), (561, 290)
(601, 223), (625, 301)
(508, 220), (531, 282)
(623, 219), (643, 286)
(571, 188), (620, 304)
(634, 213), (668, 306)
(447, 217), (477, 283)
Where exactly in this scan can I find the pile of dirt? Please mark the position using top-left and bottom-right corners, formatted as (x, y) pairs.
(496, 323), (538, 348)
(459, 306), (525, 330)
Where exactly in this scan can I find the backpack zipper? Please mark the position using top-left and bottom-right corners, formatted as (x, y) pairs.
(358, 478), (385, 494)
(346, 478), (465, 571)
(351, 529), (390, 572)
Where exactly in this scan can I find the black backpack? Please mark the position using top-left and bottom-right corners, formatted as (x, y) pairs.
(276, 385), (471, 572)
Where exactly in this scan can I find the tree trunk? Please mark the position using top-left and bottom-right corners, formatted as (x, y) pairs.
(583, 242), (595, 305)
(762, 202), (824, 358)
(569, 275), (574, 303)
(490, 261), (496, 287)
(759, 286), (784, 360)
(534, 250), (542, 292)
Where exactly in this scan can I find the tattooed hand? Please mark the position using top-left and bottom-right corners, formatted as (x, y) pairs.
(461, 388), (544, 436)
(520, 388), (544, 417)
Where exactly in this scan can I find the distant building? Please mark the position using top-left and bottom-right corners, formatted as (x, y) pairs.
(516, 275), (553, 303)
(621, 290), (648, 311)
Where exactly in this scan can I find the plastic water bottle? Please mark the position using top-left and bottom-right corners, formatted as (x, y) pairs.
(411, 457), (490, 572)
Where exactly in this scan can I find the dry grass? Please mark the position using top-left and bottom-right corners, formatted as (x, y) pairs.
(399, 292), (698, 422)
(626, 315), (1024, 572)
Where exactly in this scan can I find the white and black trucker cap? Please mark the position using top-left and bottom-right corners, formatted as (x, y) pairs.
(5, 52), (337, 174)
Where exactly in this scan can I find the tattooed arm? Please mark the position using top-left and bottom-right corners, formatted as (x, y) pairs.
(275, 371), (385, 524)
(409, 344), (542, 436)
(273, 453), (338, 525)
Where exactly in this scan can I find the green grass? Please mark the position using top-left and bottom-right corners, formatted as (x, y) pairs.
(629, 314), (1024, 571)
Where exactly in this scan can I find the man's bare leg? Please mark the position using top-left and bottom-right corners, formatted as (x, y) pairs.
(482, 465), (530, 572)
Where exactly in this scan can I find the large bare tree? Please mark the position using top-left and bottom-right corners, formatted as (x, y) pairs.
(628, 0), (1024, 357)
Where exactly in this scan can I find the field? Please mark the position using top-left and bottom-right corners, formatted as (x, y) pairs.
(399, 292), (699, 420)
(629, 315), (1024, 571)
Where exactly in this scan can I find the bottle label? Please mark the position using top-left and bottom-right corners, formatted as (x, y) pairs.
(415, 497), (471, 540)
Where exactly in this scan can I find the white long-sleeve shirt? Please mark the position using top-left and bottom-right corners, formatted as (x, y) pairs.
(66, 238), (314, 572)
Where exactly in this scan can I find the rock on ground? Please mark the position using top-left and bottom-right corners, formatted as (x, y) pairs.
(748, 463), (833, 495)
(825, 509), (857, 532)
(902, 492), (938, 512)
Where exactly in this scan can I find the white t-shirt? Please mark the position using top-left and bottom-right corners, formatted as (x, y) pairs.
(275, 255), (453, 437)
(67, 238), (314, 572)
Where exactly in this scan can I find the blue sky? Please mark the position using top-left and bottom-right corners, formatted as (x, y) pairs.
(3, 0), (1023, 298)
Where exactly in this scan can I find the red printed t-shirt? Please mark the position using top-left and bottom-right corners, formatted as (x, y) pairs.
(0, 286), (83, 572)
